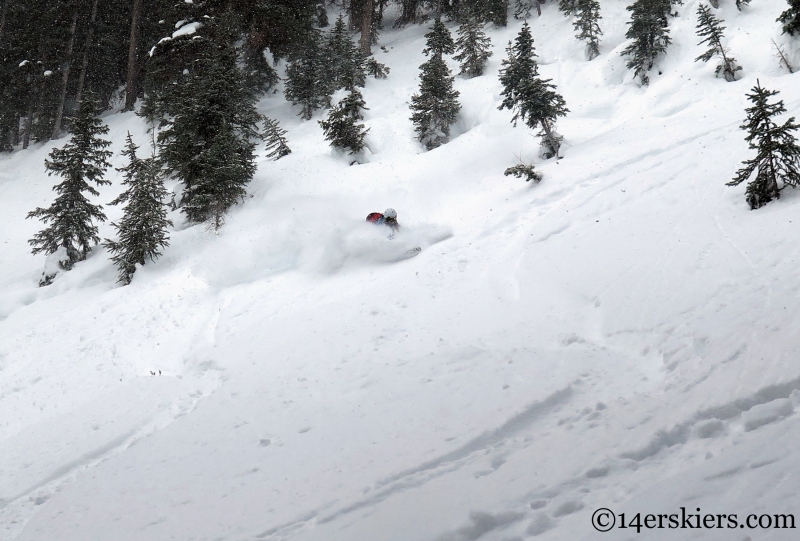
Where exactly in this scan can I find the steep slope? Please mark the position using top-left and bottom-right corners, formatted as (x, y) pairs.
(2, 1), (800, 540)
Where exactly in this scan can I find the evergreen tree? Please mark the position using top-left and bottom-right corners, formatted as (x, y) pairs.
(396, 0), (423, 26)
(285, 29), (331, 119)
(27, 92), (112, 285)
(574, 0), (603, 60)
(317, 1), (330, 27)
(621, 0), (673, 85)
(559, 0), (580, 16)
(778, 0), (800, 36)
(410, 19), (461, 150)
(319, 88), (370, 157)
(264, 118), (292, 160)
(504, 162), (543, 182)
(238, 0), (321, 61)
(465, 0), (509, 26)
(454, 17), (493, 77)
(241, 45), (280, 95)
(695, 4), (741, 82)
(728, 81), (800, 209)
(488, 0), (511, 27)
(0, 0), (321, 146)
(326, 15), (365, 90)
(283, 13), (389, 118)
(499, 22), (569, 158)
(410, 54), (462, 150)
(423, 18), (455, 57)
(498, 22), (537, 114)
(104, 133), (172, 285)
(772, 39), (795, 73)
(365, 57), (391, 78)
(517, 77), (569, 158)
(156, 14), (264, 227)
(513, 0), (537, 19)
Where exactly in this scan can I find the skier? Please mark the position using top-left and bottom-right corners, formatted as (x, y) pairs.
(366, 208), (399, 232)
(366, 208), (421, 258)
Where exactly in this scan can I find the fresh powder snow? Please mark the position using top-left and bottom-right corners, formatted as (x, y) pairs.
(2, 2), (800, 541)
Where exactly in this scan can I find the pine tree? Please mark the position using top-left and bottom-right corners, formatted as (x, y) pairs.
(505, 162), (543, 182)
(397, 0), (422, 26)
(489, 0), (510, 27)
(27, 92), (112, 285)
(285, 29), (331, 119)
(241, 45), (280, 95)
(772, 39), (795, 73)
(317, 1), (330, 27)
(695, 4), (741, 81)
(621, 0), (673, 85)
(518, 78), (569, 158)
(0, 0), (322, 148)
(498, 22), (538, 114)
(778, 0), (800, 36)
(338, 47), (368, 91)
(365, 57), (391, 79)
(465, 0), (509, 26)
(410, 54), (462, 150)
(454, 18), (493, 77)
(574, 0), (603, 60)
(559, 0), (580, 16)
(326, 15), (365, 91)
(423, 18), (455, 57)
(499, 22), (569, 158)
(264, 118), (292, 160)
(319, 88), (370, 157)
(410, 19), (461, 151)
(156, 15), (264, 227)
(104, 133), (172, 285)
(513, 0), (537, 19)
(728, 81), (800, 210)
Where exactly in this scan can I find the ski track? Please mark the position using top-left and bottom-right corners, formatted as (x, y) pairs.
(253, 370), (800, 541)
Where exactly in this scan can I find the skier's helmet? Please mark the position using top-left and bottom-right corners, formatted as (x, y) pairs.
(384, 208), (397, 219)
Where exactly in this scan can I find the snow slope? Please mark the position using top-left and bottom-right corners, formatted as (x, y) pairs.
(2, 1), (800, 540)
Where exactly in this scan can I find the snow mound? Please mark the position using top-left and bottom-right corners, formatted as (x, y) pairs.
(742, 398), (794, 432)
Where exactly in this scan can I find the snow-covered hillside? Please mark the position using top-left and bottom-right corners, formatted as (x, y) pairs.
(2, 1), (800, 540)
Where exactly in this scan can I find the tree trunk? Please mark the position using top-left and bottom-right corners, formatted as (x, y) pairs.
(12, 112), (20, 146)
(75, 0), (99, 105)
(0, 0), (10, 43)
(348, 0), (359, 30)
(398, 0), (419, 25)
(377, 0), (387, 26)
(51, 9), (78, 139)
(22, 93), (34, 149)
(360, 0), (374, 54)
(539, 119), (559, 158)
(124, 0), (143, 111)
(22, 38), (44, 149)
(33, 70), (48, 140)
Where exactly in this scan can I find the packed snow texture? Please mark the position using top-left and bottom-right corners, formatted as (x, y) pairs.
(2, 2), (800, 541)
